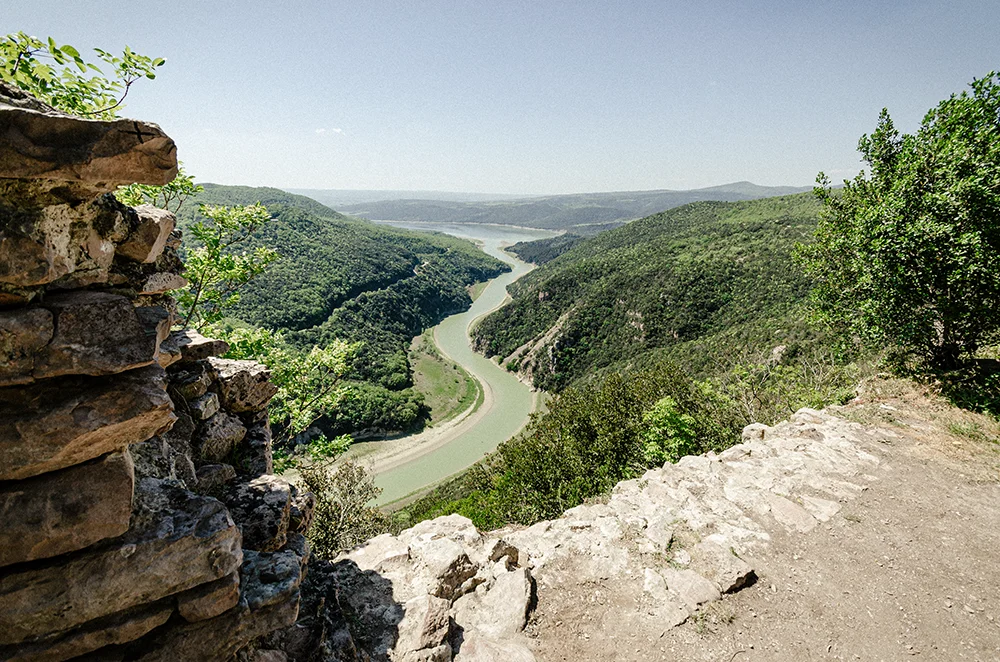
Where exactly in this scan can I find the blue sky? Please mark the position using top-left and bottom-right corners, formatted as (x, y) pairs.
(7, 1), (1000, 194)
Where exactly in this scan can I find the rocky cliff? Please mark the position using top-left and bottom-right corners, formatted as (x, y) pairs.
(0, 83), (313, 661)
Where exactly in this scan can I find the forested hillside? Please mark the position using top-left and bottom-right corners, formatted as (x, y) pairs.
(177, 185), (508, 435)
(340, 182), (811, 234)
(471, 193), (822, 391)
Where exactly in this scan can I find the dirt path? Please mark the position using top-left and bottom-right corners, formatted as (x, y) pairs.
(525, 380), (1000, 662)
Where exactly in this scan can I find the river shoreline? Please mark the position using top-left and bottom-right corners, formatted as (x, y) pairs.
(342, 222), (556, 505)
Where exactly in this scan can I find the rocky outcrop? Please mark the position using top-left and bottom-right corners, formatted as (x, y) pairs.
(0, 86), (312, 662)
(294, 408), (882, 661)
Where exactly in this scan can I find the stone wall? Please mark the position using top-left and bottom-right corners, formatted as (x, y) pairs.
(0, 83), (313, 661)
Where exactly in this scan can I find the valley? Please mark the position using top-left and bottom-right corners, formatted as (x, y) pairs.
(341, 222), (558, 505)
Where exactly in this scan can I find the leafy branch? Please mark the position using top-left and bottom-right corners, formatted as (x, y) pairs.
(1, 31), (164, 119)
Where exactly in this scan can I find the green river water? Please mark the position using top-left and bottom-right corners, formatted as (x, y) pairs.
(367, 221), (558, 505)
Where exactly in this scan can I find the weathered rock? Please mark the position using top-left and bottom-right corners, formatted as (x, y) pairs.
(0, 307), (53, 386)
(289, 484), (316, 534)
(0, 599), (173, 662)
(224, 475), (293, 552)
(170, 360), (211, 400)
(0, 451), (135, 568)
(395, 595), (452, 656)
(236, 421), (275, 477)
(175, 330), (229, 363)
(690, 539), (756, 593)
(136, 305), (172, 358)
(0, 478), (242, 645)
(189, 391), (220, 421)
(195, 411), (247, 463)
(0, 365), (175, 480)
(767, 492), (818, 533)
(0, 81), (177, 187)
(155, 330), (182, 369)
(117, 205), (176, 263)
(244, 651), (288, 662)
(0, 178), (127, 289)
(177, 571), (241, 622)
(32, 291), (158, 379)
(208, 357), (278, 413)
(453, 633), (536, 662)
(139, 271), (187, 295)
(401, 644), (453, 662)
(472, 568), (532, 638)
(660, 567), (721, 611)
(196, 463), (237, 495)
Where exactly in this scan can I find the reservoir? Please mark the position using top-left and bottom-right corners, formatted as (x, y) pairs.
(355, 221), (557, 505)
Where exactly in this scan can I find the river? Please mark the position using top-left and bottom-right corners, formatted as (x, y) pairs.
(347, 221), (558, 505)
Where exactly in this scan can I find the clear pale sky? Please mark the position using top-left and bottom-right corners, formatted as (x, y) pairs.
(7, 1), (1000, 194)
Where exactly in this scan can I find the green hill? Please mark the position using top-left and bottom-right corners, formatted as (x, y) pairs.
(176, 184), (508, 435)
(471, 193), (823, 390)
(339, 182), (812, 234)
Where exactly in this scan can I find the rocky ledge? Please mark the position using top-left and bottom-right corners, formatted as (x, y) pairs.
(291, 408), (882, 662)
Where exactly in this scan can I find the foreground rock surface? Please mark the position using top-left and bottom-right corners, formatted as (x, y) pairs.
(0, 366), (175, 480)
(298, 403), (1000, 662)
(0, 451), (135, 568)
(0, 478), (242, 646)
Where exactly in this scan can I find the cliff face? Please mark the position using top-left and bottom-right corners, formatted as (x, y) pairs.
(0, 83), (313, 661)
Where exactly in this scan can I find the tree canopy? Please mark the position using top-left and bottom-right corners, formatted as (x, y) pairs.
(801, 73), (1000, 369)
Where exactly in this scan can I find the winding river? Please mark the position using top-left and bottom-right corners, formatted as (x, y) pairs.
(347, 221), (557, 505)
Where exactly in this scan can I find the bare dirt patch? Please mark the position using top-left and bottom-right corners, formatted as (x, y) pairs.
(526, 380), (1000, 661)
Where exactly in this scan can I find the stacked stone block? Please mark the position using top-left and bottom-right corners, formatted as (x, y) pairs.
(0, 83), (313, 662)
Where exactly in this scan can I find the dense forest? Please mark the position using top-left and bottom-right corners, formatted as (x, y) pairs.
(472, 193), (822, 391)
(176, 185), (508, 436)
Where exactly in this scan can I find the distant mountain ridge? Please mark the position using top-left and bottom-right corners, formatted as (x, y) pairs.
(328, 182), (813, 233)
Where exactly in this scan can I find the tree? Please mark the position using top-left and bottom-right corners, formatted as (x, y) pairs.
(0, 31), (164, 119)
(178, 203), (280, 330)
(117, 164), (203, 213)
(801, 73), (1000, 370)
(211, 323), (360, 444)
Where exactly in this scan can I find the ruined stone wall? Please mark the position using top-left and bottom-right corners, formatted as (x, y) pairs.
(0, 83), (313, 662)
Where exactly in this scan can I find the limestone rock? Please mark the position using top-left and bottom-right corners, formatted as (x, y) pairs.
(32, 291), (158, 379)
(0, 451), (135, 568)
(0, 599), (173, 662)
(155, 331), (182, 369)
(0, 307), (53, 386)
(117, 205), (176, 263)
(453, 633), (536, 662)
(0, 81), (177, 187)
(224, 475), (293, 552)
(690, 539), (756, 593)
(196, 463), (237, 496)
(0, 179), (127, 289)
(208, 357), (278, 413)
(395, 595), (452, 656)
(660, 568), (721, 611)
(177, 571), (241, 623)
(195, 411), (247, 463)
(189, 391), (220, 421)
(288, 484), (316, 534)
(767, 493), (818, 533)
(139, 271), (187, 295)
(236, 422), (275, 477)
(169, 360), (211, 400)
(0, 478), (242, 645)
(0, 365), (175, 481)
(175, 330), (229, 363)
